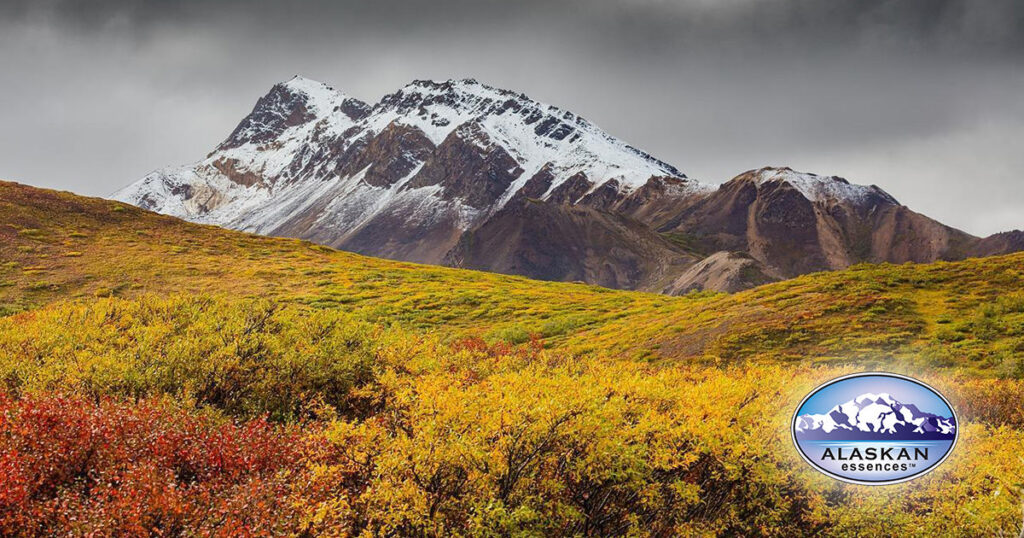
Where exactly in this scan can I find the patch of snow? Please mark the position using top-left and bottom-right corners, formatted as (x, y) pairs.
(281, 75), (349, 116)
(753, 167), (896, 205)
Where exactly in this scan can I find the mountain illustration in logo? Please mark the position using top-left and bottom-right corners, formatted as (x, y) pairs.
(794, 392), (956, 441)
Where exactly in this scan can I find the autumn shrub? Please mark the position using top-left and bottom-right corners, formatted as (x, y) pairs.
(2, 327), (1024, 535)
(295, 347), (827, 536)
(0, 393), (323, 536)
(0, 296), (381, 421)
(937, 375), (1024, 428)
(284, 346), (1024, 537)
(0, 293), (1023, 534)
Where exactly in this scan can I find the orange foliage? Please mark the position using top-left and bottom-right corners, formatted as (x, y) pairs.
(0, 393), (330, 536)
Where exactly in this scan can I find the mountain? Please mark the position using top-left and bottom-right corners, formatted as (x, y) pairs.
(660, 251), (776, 294)
(443, 197), (700, 290)
(795, 392), (956, 440)
(114, 77), (1023, 292)
(655, 167), (980, 279)
(114, 76), (704, 272)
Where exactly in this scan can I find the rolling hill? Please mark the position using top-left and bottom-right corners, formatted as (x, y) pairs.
(6, 179), (1024, 373)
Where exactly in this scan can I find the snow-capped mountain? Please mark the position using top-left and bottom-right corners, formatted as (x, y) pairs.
(114, 77), (1024, 293)
(115, 76), (705, 262)
(795, 392), (956, 440)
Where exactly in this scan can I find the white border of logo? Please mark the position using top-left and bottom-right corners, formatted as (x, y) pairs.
(791, 371), (960, 486)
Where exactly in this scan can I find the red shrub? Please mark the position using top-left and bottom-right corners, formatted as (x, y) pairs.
(0, 393), (320, 536)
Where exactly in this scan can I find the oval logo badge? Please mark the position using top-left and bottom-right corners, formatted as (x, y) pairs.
(792, 372), (958, 485)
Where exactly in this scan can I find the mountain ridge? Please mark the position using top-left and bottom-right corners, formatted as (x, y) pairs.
(114, 76), (1023, 292)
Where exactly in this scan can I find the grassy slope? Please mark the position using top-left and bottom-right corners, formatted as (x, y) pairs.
(571, 254), (1024, 377)
(3, 180), (1024, 535)
(3, 180), (1022, 376)
(0, 180), (675, 336)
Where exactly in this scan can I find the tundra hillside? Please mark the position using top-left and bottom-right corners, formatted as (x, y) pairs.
(1, 180), (1023, 536)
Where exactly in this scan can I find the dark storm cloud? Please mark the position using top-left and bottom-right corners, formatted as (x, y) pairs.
(9, 0), (1021, 53)
(1, 0), (1022, 234)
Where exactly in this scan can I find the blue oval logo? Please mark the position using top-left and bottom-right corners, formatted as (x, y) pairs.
(792, 372), (958, 485)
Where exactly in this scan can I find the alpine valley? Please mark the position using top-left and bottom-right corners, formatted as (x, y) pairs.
(114, 77), (1024, 292)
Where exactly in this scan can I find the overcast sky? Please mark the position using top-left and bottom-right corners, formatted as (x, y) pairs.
(1, 0), (1021, 235)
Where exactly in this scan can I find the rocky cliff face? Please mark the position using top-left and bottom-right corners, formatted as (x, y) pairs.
(114, 77), (1022, 293)
(658, 167), (980, 279)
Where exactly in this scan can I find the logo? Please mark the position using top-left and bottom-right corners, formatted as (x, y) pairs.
(791, 372), (958, 485)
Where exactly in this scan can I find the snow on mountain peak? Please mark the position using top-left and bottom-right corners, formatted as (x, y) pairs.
(279, 75), (351, 116)
(360, 78), (688, 197)
(214, 75), (366, 152)
(390, 78), (518, 108)
(752, 167), (898, 206)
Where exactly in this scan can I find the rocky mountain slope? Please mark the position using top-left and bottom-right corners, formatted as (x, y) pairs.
(655, 167), (980, 279)
(114, 77), (1022, 292)
(444, 197), (699, 291)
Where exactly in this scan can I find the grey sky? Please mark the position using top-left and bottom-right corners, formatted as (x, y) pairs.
(1, 0), (1021, 235)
